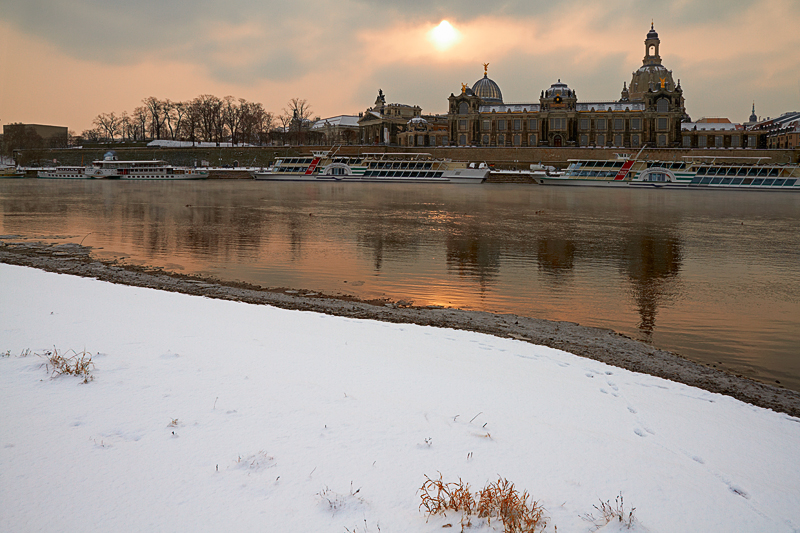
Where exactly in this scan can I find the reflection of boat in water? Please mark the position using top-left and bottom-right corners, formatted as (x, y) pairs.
(0, 165), (25, 178)
(86, 151), (208, 180)
(253, 150), (487, 184)
(540, 149), (800, 190)
(37, 166), (92, 179)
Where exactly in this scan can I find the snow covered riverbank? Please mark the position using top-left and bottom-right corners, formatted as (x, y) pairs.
(2, 263), (799, 532)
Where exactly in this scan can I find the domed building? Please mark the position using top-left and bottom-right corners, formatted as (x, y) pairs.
(471, 64), (503, 104)
(446, 24), (691, 148)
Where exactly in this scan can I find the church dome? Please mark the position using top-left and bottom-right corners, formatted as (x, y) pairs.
(472, 74), (503, 103)
(545, 80), (571, 98)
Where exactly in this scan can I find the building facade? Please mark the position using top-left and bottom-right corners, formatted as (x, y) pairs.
(447, 24), (689, 148)
(358, 90), (422, 145)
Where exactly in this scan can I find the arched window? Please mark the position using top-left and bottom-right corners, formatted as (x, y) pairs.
(657, 98), (669, 113)
(458, 102), (469, 115)
(649, 45), (656, 56)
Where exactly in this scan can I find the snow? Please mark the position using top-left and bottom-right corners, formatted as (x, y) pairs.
(146, 140), (255, 148)
(1, 263), (799, 533)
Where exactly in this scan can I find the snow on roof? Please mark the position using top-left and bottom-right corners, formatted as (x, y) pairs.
(682, 122), (740, 131)
(311, 115), (360, 129)
(479, 103), (540, 113)
(576, 102), (646, 112)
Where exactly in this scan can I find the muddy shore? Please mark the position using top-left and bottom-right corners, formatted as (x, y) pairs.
(2, 238), (799, 418)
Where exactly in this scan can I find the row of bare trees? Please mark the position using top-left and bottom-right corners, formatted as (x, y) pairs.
(83, 96), (318, 146)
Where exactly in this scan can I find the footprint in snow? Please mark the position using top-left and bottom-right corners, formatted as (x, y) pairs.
(634, 428), (646, 437)
(607, 381), (619, 391)
(692, 456), (705, 464)
(627, 406), (637, 414)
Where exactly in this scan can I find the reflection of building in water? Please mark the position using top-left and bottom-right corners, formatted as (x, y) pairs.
(536, 238), (576, 282)
(357, 230), (422, 271)
(445, 231), (501, 291)
(622, 231), (683, 339)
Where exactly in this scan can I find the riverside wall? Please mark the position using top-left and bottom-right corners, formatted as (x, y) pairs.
(19, 145), (800, 172)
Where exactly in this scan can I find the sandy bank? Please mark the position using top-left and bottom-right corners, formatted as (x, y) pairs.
(2, 238), (798, 417)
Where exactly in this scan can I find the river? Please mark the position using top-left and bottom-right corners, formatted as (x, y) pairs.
(2, 179), (799, 391)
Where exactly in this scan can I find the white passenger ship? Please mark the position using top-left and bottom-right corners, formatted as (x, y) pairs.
(85, 152), (208, 180)
(540, 151), (800, 191)
(37, 166), (92, 179)
(253, 150), (487, 184)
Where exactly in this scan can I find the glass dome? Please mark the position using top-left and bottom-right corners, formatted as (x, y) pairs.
(472, 74), (503, 104)
(545, 80), (571, 98)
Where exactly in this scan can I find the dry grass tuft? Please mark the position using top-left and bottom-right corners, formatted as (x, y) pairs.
(420, 474), (547, 532)
(582, 493), (636, 530)
(38, 348), (95, 383)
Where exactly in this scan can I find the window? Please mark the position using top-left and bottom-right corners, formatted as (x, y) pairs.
(657, 98), (669, 113)
(513, 134), (521, 146)
(459, 120), (467, 131)
(596, 134), (605, 146)
(529, 118), (538, 130)
(550, 118), (566, 130)
(748, 136), (756, 147)
(631, 118), (642, 131)
(498, 119), (507, 131)
(513, 119), (521, 131)
(482, 134), (490, 145)
(580, 134), (589, 146)
(580, 118), (590, 131)
(657, 118), (668, 131)
(614, 134), (623, 147)
(699, 136), (707, 147)
(498, 134), (505, 145)
(715, 136), (724, 147)
(631, 134), (640, 147)
(459, 134), (467, 145)
(658, 134), (667, 147)
(529, 134), (538, 145)
(458, 102), (469, 114)
(732, 136), (740, 148)
(417, 135), (424, 146)
(595, 118), (607, 130)
(614, 118), (625, 131)
(482, 120), (491, 131)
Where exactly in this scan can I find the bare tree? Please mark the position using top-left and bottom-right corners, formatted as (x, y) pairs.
(143, 96), (168, 140)
(132, 106), (148, 141)
(93, 112), (121, 142)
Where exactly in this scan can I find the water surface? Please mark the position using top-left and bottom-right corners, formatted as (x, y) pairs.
(2, 180), (799, 391)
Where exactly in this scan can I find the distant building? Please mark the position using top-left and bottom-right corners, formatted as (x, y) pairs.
(679, 118), (759, 148)
(2, 123), (69, 148)
(311, 115), (360, 145)
(358, 90), (422, 145)
(447, 24), (689, 148)
(396, 115), (450, 148)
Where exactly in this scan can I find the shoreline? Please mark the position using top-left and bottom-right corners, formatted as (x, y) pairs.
(2, 238), (799, 418)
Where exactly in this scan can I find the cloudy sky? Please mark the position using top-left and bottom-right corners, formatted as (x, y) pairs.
(1, 0), (799, 134)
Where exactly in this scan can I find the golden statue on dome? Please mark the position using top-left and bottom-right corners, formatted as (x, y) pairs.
(483, 62), (490, 76)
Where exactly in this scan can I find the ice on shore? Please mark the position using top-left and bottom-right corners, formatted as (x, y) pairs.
(1, 263), (799, 532)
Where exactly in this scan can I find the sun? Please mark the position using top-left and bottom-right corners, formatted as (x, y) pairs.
(428, 20), (460, 51)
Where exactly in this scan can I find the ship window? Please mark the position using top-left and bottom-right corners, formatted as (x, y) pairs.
(784, 179), (796, 186)
(736, 167), (747, 176)
(691, 176), (703, 184)
(711, 177), (723, 184)
(721, 178), (733, 185)
(746, 168), (757, 176)
(757, 168), (768, 176)
(726, 167), (737, 176)
(742, 178), (753, 185)
(769, 168), (780, 177)
(773, 179), (785, 186)
(752, 179), (764, 186)
(701, 177), (713, 184)
(763, 179), (775, 186)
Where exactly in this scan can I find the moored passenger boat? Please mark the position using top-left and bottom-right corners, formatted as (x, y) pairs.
(86, 151), (208, 180)
(540, 152), (800, 191)
(37, 166), (92, 179)
(253, 151), (487, 183)
(0, 165), (25, 178)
